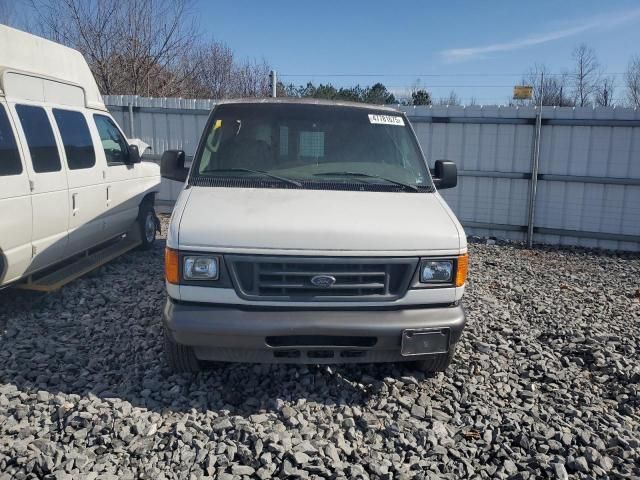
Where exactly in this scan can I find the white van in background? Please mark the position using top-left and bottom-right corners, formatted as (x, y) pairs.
(0, 25), (161, 290)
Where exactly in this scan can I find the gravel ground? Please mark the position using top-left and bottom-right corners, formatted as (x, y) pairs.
(1, 217), (639, 480)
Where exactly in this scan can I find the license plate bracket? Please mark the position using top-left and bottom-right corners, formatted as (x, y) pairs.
(401, 328), (450, 356)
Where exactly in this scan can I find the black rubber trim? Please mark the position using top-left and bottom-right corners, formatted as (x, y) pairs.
(189, 175), (433, 193)
(266, 335), (377, 348)
(170, 298), (458, 312)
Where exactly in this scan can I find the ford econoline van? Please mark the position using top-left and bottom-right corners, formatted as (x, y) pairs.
(161, 98), (467, 373)
(0, 25), (161, 290)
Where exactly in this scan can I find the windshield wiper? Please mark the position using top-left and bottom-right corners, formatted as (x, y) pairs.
(204, 168), (302, 187)
(312, 171), (419, 192)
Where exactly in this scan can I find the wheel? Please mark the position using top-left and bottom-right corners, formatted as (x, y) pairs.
(411, 346), (456, 375)
(137, 200), (158, 250)
(0, 253), (5, 283)
(164, 327), (201, 372)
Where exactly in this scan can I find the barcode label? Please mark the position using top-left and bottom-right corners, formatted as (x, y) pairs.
(368, 114), (405, 126)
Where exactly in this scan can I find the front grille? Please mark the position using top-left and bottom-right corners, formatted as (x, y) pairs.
(226, 255), (418, 301)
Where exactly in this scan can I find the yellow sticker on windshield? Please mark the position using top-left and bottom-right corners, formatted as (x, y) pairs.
(213, 119), (222, 130)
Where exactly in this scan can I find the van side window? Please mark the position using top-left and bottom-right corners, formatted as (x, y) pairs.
(93, 115), (129, 165)
(0, 104), (22, 176)
(15, 104), (61, 173)
(53, 109), (96, 170)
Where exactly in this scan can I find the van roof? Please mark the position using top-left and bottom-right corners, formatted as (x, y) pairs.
(0, 24), (105, 110)
(217, 97), (402, 112)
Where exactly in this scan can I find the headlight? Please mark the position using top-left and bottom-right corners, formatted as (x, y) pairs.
(420, 260), (453, 283)
(183, 256), (219, 280)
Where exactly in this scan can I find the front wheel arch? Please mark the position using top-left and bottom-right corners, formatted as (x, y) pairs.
(139, 192), (156, 212)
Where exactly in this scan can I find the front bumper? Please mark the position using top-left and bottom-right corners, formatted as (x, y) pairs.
(163, 299), (466, 364)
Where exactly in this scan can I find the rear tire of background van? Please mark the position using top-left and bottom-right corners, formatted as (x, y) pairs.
(412, 347), (455, 375)
(137, 200), (158, 250)
(164, 327), (201, 373)
(0, 253), (5, 285)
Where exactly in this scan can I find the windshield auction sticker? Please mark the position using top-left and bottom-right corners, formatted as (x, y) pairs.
(368, 114), (405, 126)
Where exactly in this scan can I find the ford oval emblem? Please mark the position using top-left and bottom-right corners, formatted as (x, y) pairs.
(310, 275), (336, 288)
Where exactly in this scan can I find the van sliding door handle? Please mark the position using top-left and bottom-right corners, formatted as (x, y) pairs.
(106, 186), (111, 206)
(72, 193), (79, 215)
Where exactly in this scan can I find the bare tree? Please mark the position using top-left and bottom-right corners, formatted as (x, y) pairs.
(437, 90), (461, 106)
(183, 45), (274, 99)
(626, 55), (640, 108)
(188, 41), (236, 98)
(522, 64), (573, 106)
(571, 44), (600, 107)
(595, 77), (615, 107)
(229, 58), (271, 98)
(29, 0), (201, 96)
(25, 0), (274, 99)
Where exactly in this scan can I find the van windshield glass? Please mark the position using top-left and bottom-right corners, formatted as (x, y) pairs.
(193, 103), (433, 190)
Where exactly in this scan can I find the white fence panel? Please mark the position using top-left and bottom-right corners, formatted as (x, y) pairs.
(104, 96), (640, 251)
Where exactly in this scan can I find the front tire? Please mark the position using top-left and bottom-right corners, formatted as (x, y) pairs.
(164, 327), (201, 373)
(137, 201), (157, 250)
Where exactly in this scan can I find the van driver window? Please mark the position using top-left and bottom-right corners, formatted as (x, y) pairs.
(53, 109), (96, 170)
(93, 115), (129, 165)
(16, 104), (61, 173)
(0, 104), (22, 176)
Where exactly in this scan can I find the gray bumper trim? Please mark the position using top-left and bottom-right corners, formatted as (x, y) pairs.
(163, 299), (466, 364)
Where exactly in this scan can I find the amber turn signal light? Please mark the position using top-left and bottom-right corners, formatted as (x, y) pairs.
(455, 253), (468, 287)
(165, 248), (179, 284)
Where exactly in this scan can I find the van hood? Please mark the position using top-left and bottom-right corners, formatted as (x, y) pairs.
(177, 186), (461, 254)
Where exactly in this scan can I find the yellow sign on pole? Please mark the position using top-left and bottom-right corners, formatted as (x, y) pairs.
(513, 85), (533, 100)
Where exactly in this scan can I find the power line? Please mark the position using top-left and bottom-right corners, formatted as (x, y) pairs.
(280, 72), (627, 78)
(383, 84), (627, 88)
(285, 84), (627, 89)
(387, 85), (521, 88)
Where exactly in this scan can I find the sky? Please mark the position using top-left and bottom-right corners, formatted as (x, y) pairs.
(194, 0), (640, 104)
(4, 0), (640, 104)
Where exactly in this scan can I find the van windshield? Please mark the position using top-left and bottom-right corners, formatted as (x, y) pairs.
(192, 103), (433, 191)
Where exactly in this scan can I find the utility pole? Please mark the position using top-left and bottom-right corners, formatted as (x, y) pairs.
(269, 70), (277, 98)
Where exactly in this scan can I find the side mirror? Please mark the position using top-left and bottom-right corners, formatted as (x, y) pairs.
(161, 150), (188, 182)
(431, 160), (457, 190)
(127, 144), (141, 164)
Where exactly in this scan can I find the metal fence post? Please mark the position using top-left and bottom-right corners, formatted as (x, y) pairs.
(526, 109), (542, 247)
(526, 73), (544, 248)
(128, 102), (135, 137)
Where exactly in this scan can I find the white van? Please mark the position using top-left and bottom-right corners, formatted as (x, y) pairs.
(0, 25), (161, 290)
(161, 99), (467, 373)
